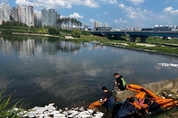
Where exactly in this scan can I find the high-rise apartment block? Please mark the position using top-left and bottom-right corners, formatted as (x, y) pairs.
(94, 21), (99, 28)
(17, 5), (26, 24)
(17, 5), (34, 26)
(0, 3), (60, 27)
(0, 3), (10, 21)
(26, 6), (34, 26)
(10, 7), (18, 21)
(42, 9), (58, 27)
(34, 11), (42, 27)
(104, 23), (108, 27)
(94, 21), (103, 28)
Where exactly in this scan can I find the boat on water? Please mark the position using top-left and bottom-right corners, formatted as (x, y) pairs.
(88, 78), (178, 117)
(115, 78), (178, 102)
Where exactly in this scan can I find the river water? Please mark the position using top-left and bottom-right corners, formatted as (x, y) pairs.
(0, 36), (178, 109)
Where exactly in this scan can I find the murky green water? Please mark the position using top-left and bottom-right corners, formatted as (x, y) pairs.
(0, 36), (178, 109)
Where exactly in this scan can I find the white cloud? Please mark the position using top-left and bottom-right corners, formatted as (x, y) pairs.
(89, 19), (96, 23)
(60, 15), (66, 18)
(117, 3), (166, 27)
(164, 6), (178, 16)
(109, 0), (118, 4)
(15, 0), (120, 9)
(84, 0), (99, 7)
(15, 0), (99, 9)
(127, 0), (145, 5)
(114, 18), (127, 23)
(118, 3), (152, 20)
(101, 0), (118, 4)
(69, 12), (83, 19)
(118, 3), (126, 9)
(164, 7), (173, 12)
(104, 12), (108, 14)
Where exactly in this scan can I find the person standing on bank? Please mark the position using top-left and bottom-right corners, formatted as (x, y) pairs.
(114, 73), (126, 91)
(101, 86), (115, 111)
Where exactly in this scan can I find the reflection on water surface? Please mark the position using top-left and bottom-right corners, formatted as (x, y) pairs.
(0, 36), (178, 109)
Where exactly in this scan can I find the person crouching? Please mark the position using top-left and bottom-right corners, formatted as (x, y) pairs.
(101, 86), (115, 111)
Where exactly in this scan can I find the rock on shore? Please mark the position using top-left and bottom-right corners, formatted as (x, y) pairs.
(14, 103), (104, 118)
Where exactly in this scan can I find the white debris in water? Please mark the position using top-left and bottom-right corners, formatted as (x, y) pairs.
(157, 63), (178, 68)
(14, 103), (104, 118)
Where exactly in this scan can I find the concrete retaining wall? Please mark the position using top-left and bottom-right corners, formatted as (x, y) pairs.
(114, 78), (178, 102)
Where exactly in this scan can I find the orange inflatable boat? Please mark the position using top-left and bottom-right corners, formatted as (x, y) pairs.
(88, 100), (102, 109)
(127, 84), (178, 109)
(88, 84), (178, 110)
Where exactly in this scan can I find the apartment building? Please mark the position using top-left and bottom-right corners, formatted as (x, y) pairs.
(17, 5), (26, 24)
(0, 3), (10, 21)
(26, 6), (34, 26)
(17, 5), (34, 26)
(104, 23), (108, 27)
(0, 3), (61, 27)
(34, 11), (42, 27)
(41, 9), (57, 27)
(94, 21), (103, 28)
(10, 7), (18, 21)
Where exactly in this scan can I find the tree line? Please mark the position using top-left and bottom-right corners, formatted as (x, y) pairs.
(56, 17), (82, 29)
(1, 21), (28, 27)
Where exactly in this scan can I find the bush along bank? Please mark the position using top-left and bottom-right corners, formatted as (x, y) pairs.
(0, 29), (12, 34)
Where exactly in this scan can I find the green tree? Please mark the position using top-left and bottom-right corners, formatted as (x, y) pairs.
(48, 27), (60, 35)
(56, 18), (63, 29)
(2, 21), (27, 27)
(78, 21), (82, 29)
(70, 18), (75, 29)
(72, 30), (81, 38)
(58, 17), (83, 30)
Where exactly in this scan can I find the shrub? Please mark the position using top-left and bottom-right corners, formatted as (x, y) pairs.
(72, 30), (81, 38)
(48, 27), (60, 35)
(1, 30), (12, 34)
(81, 31), (90, 35)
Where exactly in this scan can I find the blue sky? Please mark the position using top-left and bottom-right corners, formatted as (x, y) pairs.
(1, 0), (178, 28)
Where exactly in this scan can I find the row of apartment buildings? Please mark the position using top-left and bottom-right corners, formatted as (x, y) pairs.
(94, 21), (108, 28)
(0, 3), (60, 27)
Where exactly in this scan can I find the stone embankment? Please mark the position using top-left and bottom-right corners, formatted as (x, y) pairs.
(14, 103), (104, 118)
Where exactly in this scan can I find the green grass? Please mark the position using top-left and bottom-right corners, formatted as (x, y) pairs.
(0, 26), (47, 34)
(147, 36), (178, 44)
(0, 90), (24, 118)
(1, 31), (177, 56)
(75, 35), (178, 55)
(1, 26), (178, 56)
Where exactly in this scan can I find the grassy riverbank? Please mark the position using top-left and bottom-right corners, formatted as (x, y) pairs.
(1, 26), (177, 57)
(78, 35), (178, 56)
(0, 26), (47, 34)
(1, 28), (178, 56)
